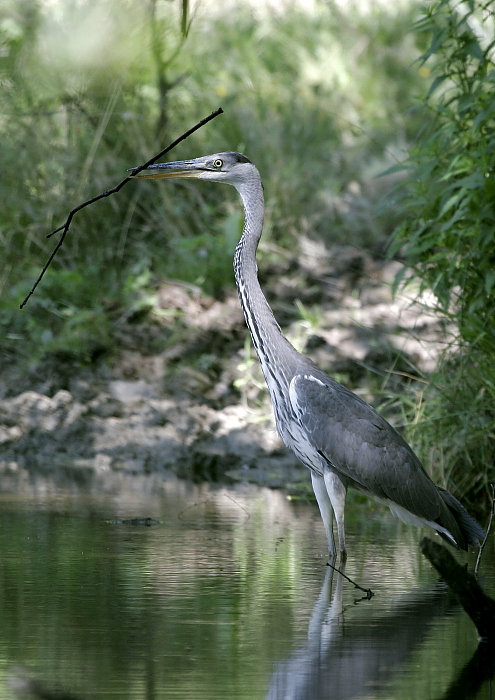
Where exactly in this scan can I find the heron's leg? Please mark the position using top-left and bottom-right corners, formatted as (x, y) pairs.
(311, 471), (336, 559)
(323, 469), (347, 562)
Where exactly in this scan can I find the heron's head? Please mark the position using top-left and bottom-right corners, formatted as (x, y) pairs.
(129, 151), (255, 187)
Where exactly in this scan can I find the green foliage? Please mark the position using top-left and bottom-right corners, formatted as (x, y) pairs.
(0, 0), (424, 364)
(406, 351), (495, 507)
(388, 0), (495, 505)
(159, 209), (243, 295)
(2, 267), (115, 363)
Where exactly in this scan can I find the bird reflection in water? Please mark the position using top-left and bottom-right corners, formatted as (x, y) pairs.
(264, 564), (493, 700)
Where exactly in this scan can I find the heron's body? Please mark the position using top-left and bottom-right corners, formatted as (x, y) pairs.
(132, 151), (485, 559)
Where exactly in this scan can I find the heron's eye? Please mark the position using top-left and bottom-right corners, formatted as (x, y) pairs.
(213, 159), (223, 169)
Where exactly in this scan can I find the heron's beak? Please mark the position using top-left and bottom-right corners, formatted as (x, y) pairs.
(128, 160), (207, 180)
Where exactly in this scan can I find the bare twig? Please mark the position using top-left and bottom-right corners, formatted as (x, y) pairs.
(20, 107), (224, 309)
(475, 483), (495, 577)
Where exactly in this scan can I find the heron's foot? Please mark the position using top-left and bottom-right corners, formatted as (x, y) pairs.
(325, 561), (374, 600)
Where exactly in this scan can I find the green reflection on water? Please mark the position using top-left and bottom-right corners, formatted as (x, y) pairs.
(0, 479), (491, 700)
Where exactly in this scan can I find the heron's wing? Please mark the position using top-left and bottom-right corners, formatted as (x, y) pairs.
(288, 373), (442, 520)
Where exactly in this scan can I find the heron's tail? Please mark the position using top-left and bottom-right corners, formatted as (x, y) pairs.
(438, 487), (486, 550)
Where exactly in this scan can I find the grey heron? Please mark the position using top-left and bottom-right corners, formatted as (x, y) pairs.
(131, 151), (485, 561)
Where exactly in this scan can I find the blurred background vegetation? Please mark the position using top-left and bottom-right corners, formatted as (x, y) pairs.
(0, 0), (493, 507)
(0, 0), (425, 358)
(387, 0), (495, 509)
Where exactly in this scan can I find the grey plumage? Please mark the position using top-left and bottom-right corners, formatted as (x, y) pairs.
(133, 151), (485, 559)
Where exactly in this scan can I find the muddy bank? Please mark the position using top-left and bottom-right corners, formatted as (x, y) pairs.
(0, 384), (303, 491)
(0, 245), (448, 494)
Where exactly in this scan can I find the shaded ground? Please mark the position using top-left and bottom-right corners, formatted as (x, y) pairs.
(0, 245), (450, 494)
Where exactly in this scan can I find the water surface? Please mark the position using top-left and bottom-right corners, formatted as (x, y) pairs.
(0, 475), (492, 699)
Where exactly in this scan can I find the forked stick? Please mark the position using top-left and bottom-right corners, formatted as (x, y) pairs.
(20, 107), (224, 309)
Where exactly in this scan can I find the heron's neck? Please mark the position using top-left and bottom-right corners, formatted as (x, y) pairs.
(233, 177), (299, 383)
